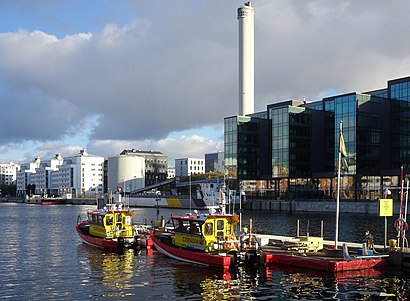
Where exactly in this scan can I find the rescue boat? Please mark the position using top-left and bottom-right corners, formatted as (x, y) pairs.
(76, 192), (152, 250)
(150, 187), (269, 268)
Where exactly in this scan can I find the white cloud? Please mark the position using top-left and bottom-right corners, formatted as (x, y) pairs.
(1, 1), (410, 163)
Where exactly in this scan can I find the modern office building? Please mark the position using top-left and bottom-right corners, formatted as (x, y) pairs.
(205, 151), (224, 173)
(224, 75), (410, 201)
(175, 158), (205, 176)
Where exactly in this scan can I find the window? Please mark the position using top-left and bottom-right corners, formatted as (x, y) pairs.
(204, 223), (213, 235)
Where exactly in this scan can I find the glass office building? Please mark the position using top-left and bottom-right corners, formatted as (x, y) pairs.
(224, 75), (410, 201)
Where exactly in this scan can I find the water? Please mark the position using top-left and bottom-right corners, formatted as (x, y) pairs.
(1, 203), (410, 300)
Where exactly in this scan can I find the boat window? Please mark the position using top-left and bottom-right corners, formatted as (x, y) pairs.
(216, 220), (224, 238)
(105, 215), (113, 226)
(116, 214), (122, 223)
(124, 216), (131, 225)
(181, 220), (190, 233)
(190, 221), (202, 235)
(217, 220), (224, 230)
(173, 220), (183, 232)
(97, 215), (103, 226)
(204, 223), (213, 236)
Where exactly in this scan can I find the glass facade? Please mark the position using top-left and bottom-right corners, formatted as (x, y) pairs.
(270, 106), (312, 178)
(223, 76), (410, 201)
(389, 77), (410, 169)
(224, 116), (261, 180)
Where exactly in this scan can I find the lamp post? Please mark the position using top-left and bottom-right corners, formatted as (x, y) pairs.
(156, 191), (161, 222)
(384, 188), (392, 250)
(189, 174), (192, 214)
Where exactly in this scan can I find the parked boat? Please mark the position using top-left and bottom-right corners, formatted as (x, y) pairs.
(76, 193), (152, 250)
(150, 187), (270, 268)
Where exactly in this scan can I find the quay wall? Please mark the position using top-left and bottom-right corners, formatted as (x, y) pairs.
(245, 199), (401, 215)
(1, 197), (96, 206)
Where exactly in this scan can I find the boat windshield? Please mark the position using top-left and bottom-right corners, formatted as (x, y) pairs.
(173, 219), (203, 236)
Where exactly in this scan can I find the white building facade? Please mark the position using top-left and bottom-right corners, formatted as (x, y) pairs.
(16, 150), (104, 197)
(0, 162), (20, 185)
(167, 167), (175, 179)
(107, 155), (145, 194)
(175, 158), (205, 176)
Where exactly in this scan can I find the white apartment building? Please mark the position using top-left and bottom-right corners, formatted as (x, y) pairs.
(107, 154), (145, 194)
(175, 158), (205, 176)
(16, 149), (104, 197)
(16, 158), (41, 195)
(35, 154), (64, 196)
(0, 162), (20, 185)
(167, 167), (175, 179)
(62, 149), (104, 197)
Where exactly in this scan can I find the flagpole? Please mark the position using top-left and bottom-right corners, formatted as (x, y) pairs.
(335, 120), (343, 249)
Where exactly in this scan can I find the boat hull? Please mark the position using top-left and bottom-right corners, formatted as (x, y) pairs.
(150, 230), (232, 268)
(265, 252), (388, 273)
(76, 223), (133, 250)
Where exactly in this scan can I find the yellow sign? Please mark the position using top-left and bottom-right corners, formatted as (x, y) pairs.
(379, 199), (393, 217)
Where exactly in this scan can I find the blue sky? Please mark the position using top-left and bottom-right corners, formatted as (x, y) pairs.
(1, 0), (410, 165)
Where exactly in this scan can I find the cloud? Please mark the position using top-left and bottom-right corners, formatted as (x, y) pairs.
(87, 134), (223, 166)
(1, 1), (410, 163)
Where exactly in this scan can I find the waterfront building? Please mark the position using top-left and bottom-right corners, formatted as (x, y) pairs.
(167, 167), (175, 179)
(175, 158), (205, 176)
(16, 158), (41, 196)
(118, 149), (168, 187)
(224, 75), (410, 201)
(0, 162), (20, 185)
(59, 149), (104, 197)
(107, 154), (145, 194)
(16, 150), (104, 197)
(34, 154), (64, 196)
(205, 151), (224, 173)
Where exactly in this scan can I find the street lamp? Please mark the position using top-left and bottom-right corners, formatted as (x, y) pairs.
(240, 190), (246, 230)
(156, 191), (161, 222)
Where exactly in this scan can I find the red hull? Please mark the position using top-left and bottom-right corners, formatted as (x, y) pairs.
(76, 223), (119, 249)
(265, 253), (388, 273)
(150, 230), (232, 268)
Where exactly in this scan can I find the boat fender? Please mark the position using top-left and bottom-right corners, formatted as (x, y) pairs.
(225, 236), (236, 249)
(394, 218), (408, 232)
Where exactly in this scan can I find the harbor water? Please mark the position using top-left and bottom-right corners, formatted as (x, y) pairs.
(1, 202), (410, 300)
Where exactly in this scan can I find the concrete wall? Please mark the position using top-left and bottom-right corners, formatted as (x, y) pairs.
(245, 199), (401, 216)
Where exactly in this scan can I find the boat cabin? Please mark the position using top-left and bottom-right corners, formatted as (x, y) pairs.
(87, 209), (134, 239)
(171, 213), (239, 252)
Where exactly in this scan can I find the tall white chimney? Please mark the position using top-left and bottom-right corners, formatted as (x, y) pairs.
(237, 2), (254, 116)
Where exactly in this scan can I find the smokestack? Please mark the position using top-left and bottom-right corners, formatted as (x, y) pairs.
(237, 2), (254, 116)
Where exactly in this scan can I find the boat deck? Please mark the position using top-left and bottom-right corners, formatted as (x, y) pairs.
(254, 234), (389, 273)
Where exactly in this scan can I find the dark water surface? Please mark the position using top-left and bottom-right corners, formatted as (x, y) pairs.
(1, 203), (410, 300)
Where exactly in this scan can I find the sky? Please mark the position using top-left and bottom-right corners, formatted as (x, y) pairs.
(1, 0), (410, 166)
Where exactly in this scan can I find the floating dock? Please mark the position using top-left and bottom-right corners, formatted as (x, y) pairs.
(256, 234), (389, 273)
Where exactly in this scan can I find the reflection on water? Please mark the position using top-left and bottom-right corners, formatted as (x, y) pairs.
(2, 203), (410, 300)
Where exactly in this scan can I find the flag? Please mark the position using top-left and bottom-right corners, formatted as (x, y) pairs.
(339, 128), (348, 170)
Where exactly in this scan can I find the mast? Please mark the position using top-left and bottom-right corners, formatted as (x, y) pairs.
(335, 120), (346, 248)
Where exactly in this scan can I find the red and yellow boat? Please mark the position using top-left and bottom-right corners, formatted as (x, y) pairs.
(150, 207), (269, 268)
(76, 204), (137, 250)
(76, 192), (153, 250)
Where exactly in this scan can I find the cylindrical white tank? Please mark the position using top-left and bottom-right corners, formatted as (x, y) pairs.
(107, 155), (145, 193)
(237, 2), (254, 116)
